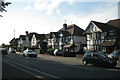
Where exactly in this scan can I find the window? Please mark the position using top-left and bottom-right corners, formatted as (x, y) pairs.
(109, 30), (115, 35)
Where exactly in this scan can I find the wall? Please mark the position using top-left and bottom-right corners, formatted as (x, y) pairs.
(74, 36), (86, 44)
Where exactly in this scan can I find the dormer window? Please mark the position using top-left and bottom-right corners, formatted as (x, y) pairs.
(109, 30), (115, 35)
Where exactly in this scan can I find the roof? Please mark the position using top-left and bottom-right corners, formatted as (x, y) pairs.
(91, 21), (118, 31)
(27, 33), (35, 40)
(19, 35), (26, 40)
(9, 38), (19, 43)
(45, 32), (52, 39)
(34, 34), (46, 40)
(45, 33), (51, 39)
(9, 38), (15, 43)
(59, 24), (84, 36)
(85, 20), (120, 34)
(107, 19), (120, 28)
(101, 41), (116, 47)
(9, 38), (19, 46)
(52, 32), (59, 37)
(59, 30), (71, 37)
(19, 32), (46, 41)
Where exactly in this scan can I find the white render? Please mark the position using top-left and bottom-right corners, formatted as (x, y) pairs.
(31, 34), (36, 46)
(18, 37), (30, 47)
(31, 34), (41, 47)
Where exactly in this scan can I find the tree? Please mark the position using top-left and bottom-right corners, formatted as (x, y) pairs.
(40, 41), (48, 53)
(0, 0), (11, 17)
(1, 43), (5, 48)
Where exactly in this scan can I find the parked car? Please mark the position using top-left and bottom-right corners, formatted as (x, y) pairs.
(82, 52), (117, 67)
(23, 50), (38, 57)
(54, 49), (63, 56)
(0, 48), (8, 55)
(9, 48), (16, 53)
(108, 50), (120, 60)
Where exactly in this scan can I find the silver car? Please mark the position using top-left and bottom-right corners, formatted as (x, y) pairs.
(54, 49), (63, 56)
(108, 50), (120, 60)
(9, 48), (16, 53)
(23, 50), (38, 57)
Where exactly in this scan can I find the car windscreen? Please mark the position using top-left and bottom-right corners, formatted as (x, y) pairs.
(111, 50), (120, 55)
(28, 50), (33, 52)
(99, 54), (108, 59)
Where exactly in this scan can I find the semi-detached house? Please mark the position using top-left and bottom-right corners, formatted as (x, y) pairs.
(46, 23), (86, 52)
(84, 19), (120, 53)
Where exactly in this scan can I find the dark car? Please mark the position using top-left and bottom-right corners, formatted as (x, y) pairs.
(0, 48), (8, 55)
(82, 52), (117, 67)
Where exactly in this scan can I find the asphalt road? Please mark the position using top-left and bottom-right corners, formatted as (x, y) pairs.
(1, 53), (120, 80)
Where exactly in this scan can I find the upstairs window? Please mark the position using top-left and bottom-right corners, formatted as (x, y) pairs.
(109, 30), (115, 35)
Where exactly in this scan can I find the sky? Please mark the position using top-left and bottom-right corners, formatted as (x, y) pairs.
(0, 0), (119, 45)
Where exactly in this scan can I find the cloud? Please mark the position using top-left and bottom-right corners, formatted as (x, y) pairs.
(24, 6), (31, 10)
(34, 0), (67, 15)
(33, 0), (118, 15)
(56, 10), (60, 15)
(67, 0), (74, 5)
(63, 2), (118, 30)
(0, 11), (62, 44)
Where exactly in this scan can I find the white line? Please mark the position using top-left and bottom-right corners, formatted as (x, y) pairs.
(1, 58), (60, 79)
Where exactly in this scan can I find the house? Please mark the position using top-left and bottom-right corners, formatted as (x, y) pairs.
(107, 19), (120, 27)
(9, 38), (19, 47)
(101, 19), (120, 53)
(18, 31), (38, 48)
(51, 32), (59, 49)
(31, 33), (46, 47)
(45, 32), (53, 48)
(18, 31), (31, 48)
(52, 23), (87, 52)
(84, 19), (120, 53)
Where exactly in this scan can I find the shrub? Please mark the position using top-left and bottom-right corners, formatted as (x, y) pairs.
(34, 49), (40, 54)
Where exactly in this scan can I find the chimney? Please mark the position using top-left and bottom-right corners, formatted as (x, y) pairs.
(25, 31), (28, 36)
(63, 23), (67, 30)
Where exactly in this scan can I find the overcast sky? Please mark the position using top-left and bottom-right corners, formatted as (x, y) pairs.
(0, 0), (119, 45)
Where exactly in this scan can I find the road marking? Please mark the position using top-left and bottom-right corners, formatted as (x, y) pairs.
(1, 59), (61, 79)
(1, 59), (43, 78)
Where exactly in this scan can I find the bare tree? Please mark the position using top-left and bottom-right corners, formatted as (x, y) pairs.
(0, 0), (11, 17)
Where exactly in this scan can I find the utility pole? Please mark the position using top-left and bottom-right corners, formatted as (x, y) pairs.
(71, 20), (72, 24)
(65, 19), (66, 23)
(14, 29), (15, 38)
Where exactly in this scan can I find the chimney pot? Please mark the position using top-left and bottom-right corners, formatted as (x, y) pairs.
(63, 23), (67, 30)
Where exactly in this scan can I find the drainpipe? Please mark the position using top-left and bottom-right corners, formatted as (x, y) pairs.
(73, 36), (75, 52)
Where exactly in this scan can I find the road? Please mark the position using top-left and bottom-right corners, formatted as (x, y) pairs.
(1, 52), (120, 80)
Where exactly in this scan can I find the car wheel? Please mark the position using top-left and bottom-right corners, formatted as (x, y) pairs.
(23, 54), (25, 57)
(62, 53), (66, 57)
(34, 55), (37, 58)
(83, 60), (88, 66)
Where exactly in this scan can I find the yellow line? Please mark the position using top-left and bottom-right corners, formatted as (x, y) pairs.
(2, 60), (43, 78)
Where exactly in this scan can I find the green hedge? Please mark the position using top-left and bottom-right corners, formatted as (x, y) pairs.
(47, 48), (55, 52)
(34, 49), (40, 54)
